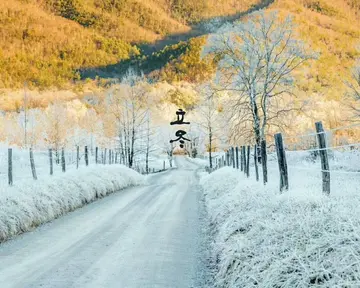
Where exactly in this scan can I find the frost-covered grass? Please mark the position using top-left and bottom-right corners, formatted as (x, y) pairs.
(0, 165), (144, 243)
(201, 154), (360, 287)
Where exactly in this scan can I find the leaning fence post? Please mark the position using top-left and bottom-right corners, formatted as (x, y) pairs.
(29, 148), (37, 180)
(8, 148), (13, 186)
(49, 148), (53, 175)
(61, 148), (66, 172)
(85, 146), (89, 166)
(315, 121), (330, 195)
(95, 147), (98, 164)
(76, 146), (80, 169)
(246, 146), (250, 177)
(275, 133), (289, 192)
(254, 145), (259, 182)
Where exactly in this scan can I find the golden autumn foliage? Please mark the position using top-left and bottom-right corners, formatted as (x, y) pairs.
(267, 0), (360, 100)
(0, 0), (258, 90)
(0, 0), (359, 111)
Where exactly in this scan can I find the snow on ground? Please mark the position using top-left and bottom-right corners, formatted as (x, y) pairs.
(0, 165), (144, 243)
(0, 147), (104, 185)
(201, 150), (360, 287)
(135, 153), (175, 173)
(0, 157), (207, 288)
(186, 156), (208, 167)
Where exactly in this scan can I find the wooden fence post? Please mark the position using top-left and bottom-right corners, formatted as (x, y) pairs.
(232, 147), (235, 168)
(275, 133), (289, 192)
(246, 146), (250, 177)
(95, 147), (98, 164)
(254, 145), (259, 182)
(29, 148), (37, 180)
(85, 146), (89, 166)
(8, 148), (13, 186)
(115, 152), (118, 164)
(61, 148), (66, 172)
(242, 146), (246, 174)
(163, 160), (165, 171)
(240, 146), (244, 171)
(104, 148), (107, 164)
(76, 146), (80, 169)
(235, 147), (239, 169)
(49, 148), (53, 176)
(315, 121), (330, 195)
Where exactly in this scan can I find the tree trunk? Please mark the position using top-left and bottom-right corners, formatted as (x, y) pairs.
(261, 139), (268, 184)
(129, 125), (135, 168)
(252, 101), (262, 163)
(209, 128), (212, 169)
(254, 145), (259, 182)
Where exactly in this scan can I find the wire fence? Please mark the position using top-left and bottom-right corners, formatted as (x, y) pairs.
(207, 121), (360, 195)
(1, 146), (168, 186)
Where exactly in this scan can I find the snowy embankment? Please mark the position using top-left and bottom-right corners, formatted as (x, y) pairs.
(186, 156), (208, 167)
(201, 162), (360, 287)
(0, 165), (144, 243)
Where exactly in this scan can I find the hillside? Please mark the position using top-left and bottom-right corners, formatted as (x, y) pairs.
(0, 0), (359, 110)
(0, 0), (259, 90)
(270, 0), (360, 100)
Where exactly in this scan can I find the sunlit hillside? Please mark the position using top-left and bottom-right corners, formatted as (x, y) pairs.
(0, 0), (259, 90)
(0, 0), (359, 112)
(269, 0), (360, 100)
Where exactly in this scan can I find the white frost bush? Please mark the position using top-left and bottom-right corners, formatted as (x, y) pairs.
(201, 166), (360, 287)
(0, 165), (144, 242)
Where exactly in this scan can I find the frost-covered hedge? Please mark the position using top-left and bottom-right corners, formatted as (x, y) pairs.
(0, 165), (144, 242)
(201, 167), (360, 287)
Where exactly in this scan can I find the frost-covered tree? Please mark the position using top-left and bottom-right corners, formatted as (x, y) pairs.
(346, 56), (360, 116)
(43, 102), (70, 163)
(106, 70), (149, 168)
(195, 84), (221, 169)
(203, 11), (316, 184)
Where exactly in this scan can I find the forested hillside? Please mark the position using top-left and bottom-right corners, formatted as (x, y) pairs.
(0, 0), (258, 89)
(0, 0), (359, 105)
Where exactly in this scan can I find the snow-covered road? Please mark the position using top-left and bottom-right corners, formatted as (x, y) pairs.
(0, 157), (208, 288)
